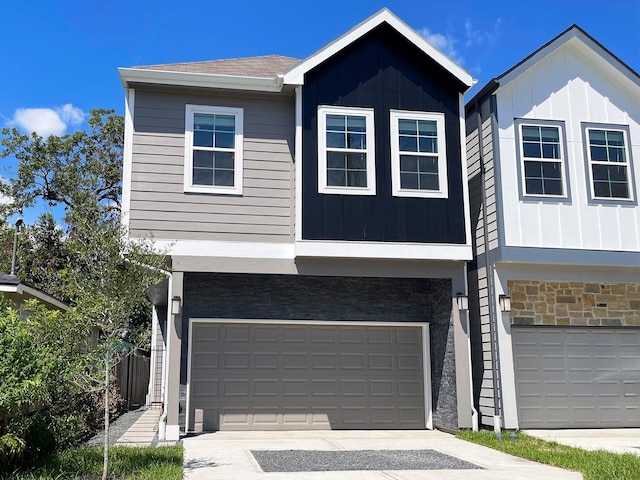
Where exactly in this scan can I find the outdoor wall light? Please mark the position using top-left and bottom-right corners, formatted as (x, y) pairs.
(456, 293), (469, 311)
(499, 294), (512, 313)
(171, 296), (182, 315)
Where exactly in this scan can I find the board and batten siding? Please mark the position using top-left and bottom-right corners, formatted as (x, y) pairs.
(128, 87), (295, 243)
(495, 42), (640, 251)
(466, 97), (500, 427)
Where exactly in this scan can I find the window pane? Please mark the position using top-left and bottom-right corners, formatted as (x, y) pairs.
(525, 178), (544, 195)
(542, 142), (560, 159)
(347, 115), (366, 132)
(542, 162), (562, 179)
(608, 165), (628, 182)
(543, 179), (563, 196)
(346, 153), (366, 170)
(215, 132), (235, 149)
(400, 172), (419, 190)
(194, 114), (215, 131)
(592, 164), (609, 181)
(418, 137), (437, 153)
(214, 115), (235, 132)
(400, 156), (419, 173)
(194, 130), (214, 147)
(610, 182), (629, 198)
(418, 156), (438, 174)
(347, 171), (367, 187)
(593, 181), (610, 197)
(607, 131), (625, 146)
(399, 135), (418, 152)
(590, 146), (608, 161)
(214, 152), (234, 170)
(398, 119), (417, 135)
(327, 169), (346, 186)
(326, 115), (345, 131)
(347, 133), (366, 150)
(419, 173), (439, 190)
(589, 129), (606, 145)
(523, 142), (541, 158)
(418, 120), (437, 136)
(541, 127), (559, 143)
(193, 167), (214, 186)
(522, 126), (540, 142)
(327, 132), (345, 149)
(193, 150), (214, 168)
(608, 146), (626, 163)
(524, 161), (542, 178)
(214, 169), (234, 187)
(327, 151), (346, 169)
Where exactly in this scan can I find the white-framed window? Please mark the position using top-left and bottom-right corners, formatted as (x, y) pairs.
(583, 124), (634, 202)
(317, 106), (376, 195)
(184, 104), (243, 195)
(516, 120), (568, 199)
(390, 110), (448, 198)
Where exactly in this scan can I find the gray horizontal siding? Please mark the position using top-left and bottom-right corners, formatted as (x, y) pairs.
(129, 87), (295, 243)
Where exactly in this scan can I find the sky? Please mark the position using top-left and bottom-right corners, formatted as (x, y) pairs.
(1, 0), (639, 222)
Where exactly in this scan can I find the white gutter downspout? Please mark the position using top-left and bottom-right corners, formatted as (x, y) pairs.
(463, 266), (479, 432)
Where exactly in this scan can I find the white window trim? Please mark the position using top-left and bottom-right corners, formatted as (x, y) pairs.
(317, 105), (376, 195)
(584, 125), (634, 203)
(184, 104), (243, 195)
(517, 121), (569, 200)
(390, 110), (448, 198)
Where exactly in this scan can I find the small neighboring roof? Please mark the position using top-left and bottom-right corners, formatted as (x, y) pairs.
(119, 8), (474, 93)
(0, 272), (20, 286)
(0, 272), (69, 311)
(468, 24), (640, 107)
(133, 55), (300, 79)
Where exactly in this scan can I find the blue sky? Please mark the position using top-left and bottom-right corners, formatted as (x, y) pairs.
(1, 0), (639, 220)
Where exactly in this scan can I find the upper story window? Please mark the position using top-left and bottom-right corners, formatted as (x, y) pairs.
(184, 104), (243, 195)
(515, 120), (569, 201)
(583, 123), (635, 203)
(390, 110), (448, 198)
(317, 106), (376, 195)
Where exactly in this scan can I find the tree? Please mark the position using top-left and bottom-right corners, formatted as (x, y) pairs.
(63, 205), (167, 480)
(0, 109), (123, 219)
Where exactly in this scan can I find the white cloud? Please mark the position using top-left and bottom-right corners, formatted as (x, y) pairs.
(418, 27), (463, 65)
(6, 103), (86, 137)
(465, 18), (502, 48)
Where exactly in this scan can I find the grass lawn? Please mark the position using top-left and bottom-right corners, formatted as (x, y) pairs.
(458, 430), (640, 480)
(4, 445), (183, 480)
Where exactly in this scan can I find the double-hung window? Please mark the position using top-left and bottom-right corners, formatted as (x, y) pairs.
(317, 106), (376, 195)
(583, 124), (634, 203)
(390, 110), (448, 198)
(516, 120), (568, 199)
(184, 104), (243, 195)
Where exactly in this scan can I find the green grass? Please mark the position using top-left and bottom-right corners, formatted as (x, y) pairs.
(458, 430), (640, 480)
(4, 445), (183, 480)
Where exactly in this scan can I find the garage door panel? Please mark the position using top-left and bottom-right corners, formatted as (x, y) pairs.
(189, 323), (426, 431)
(513, 327), (640, 428)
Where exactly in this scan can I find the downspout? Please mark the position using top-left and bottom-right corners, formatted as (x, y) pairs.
(476, 103), (502, 434)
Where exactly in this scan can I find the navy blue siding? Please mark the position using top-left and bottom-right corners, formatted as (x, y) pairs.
(302, 24), (467, 243)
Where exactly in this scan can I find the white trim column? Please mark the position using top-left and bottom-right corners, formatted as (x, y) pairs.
(164, 272), (183, 441)
(451, 265), (474, 428)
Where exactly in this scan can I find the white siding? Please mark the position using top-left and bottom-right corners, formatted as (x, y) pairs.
(496, 42), (640, 251)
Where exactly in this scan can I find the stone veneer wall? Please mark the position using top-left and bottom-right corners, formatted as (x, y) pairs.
(508, 281), (640, 327)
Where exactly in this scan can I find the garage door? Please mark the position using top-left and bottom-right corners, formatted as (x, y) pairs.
(512, 327), (640, 428)
(188, 322), (428, 431)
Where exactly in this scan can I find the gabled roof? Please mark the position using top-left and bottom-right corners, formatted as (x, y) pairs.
(468, 24), (640, 107)
(119, 9), (473, 93)
(283, 8), (473, 88)
(0, 272), (69, 311)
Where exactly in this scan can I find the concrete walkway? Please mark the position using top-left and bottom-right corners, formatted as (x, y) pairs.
(183, 430), (583, 479)
(525, 429), (640, 456)
(115, 409), (161, 446)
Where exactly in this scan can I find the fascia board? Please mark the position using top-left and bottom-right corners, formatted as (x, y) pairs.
(20, 284), (69, 310)
(118, 67), (284, 93)
(283, 8), (473, 88)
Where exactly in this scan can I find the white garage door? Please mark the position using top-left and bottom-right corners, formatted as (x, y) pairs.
(187, 322), (429, 431)
(512, 327), (640, 428)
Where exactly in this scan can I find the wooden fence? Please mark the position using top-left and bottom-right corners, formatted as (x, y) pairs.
(116, 352), (150, 411)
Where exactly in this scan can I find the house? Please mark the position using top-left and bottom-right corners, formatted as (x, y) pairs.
(119, 8), (477, 441)
(0, 272), (69, 312)
(466, 25), (640, 430)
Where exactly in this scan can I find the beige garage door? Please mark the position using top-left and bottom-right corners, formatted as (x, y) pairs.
(188, 322), (427, 431)
(513, 327), (640, 428)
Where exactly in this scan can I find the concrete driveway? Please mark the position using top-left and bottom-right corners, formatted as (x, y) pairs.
(525, 429), (640, 456)
(183, 430), (582, 479)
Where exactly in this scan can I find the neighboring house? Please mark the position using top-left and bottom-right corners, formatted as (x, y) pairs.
(119, 8), (476, 440)
(0, 272), (69, 312)
(466, 25), (640, 430)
